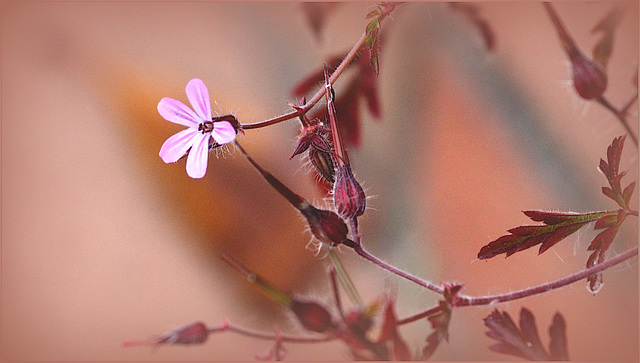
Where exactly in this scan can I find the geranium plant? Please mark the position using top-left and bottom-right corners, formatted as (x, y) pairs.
(125, 2), (638, 361)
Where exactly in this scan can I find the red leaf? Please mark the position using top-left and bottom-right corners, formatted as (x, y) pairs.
(594, 214), (618, 230)
(606, 135), (626, 177)
(587, 221), (622, 252)
(376, 300), (412, 360)
(548, 313), (569, 360)
(478, 212), (595, 259)
(623, 181), (635, 206)
(300, 3), (339, 41)
(333, 80), (363, 147)
(358, 61), (381, 118)
(421, 301), (453, 360)
(538, 223), (586, 254)
(601, 186), (617, 202)
(599, 135), (632, 209)
(586, 250), (604, 293)
(523, 210), (589, 225)
(484, 308), (567, 361)
(292, 53), (346, 98)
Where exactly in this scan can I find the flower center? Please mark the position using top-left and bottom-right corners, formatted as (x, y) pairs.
(198, 121), (214, 134)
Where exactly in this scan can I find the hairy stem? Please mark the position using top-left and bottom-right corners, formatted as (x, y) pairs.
(353, 244), (445, 295)
(457, 246), (638, 306)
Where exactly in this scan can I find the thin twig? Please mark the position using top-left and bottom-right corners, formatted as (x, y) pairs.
(597, 96), (639, 147)
(353, 244), (445, 295)
(456, 246), (638, 306)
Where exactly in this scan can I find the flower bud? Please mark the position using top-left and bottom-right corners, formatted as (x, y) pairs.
(290, 124), (335, 183)
(300, 202), (354, 247)
(333, 164), (366, 219)
(155, 321), (209, 345)
(570, 52), (608, 100)
(309, 148), (335, 183)
(290, 299), (335, 333)
(123, 321), (209, 348)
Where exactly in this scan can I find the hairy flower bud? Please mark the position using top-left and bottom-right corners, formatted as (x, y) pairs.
(570, 52), (608, 100)
(333, 164), (366, 219)
(290, 299), (335, 333)
(299, 202), (354, 247)
(290, 124), (336, 183)
(309, 148), (335, 183)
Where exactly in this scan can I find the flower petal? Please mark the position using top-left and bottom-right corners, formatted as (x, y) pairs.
(159, 128), (199, 163)
(158, 97), (201, 127)
(186, 78), (212, 121)
(186, 132), (210, 179)
(211, 121), (237, 145)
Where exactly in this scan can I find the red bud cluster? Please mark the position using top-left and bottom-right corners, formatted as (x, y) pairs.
(290, 124), (336, 183)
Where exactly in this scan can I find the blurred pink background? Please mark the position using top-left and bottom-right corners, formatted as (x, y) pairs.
(1, 2), (638, 361)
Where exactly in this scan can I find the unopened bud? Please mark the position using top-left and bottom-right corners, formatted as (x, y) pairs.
(290, 124), (335, 183)
(299, 202), (354, 247)
(570, 52), (608, 100)
(123, 321), (209, 348)
(309, 148), (335, 183)
(333, 165), (366, 219)
(290, 299), (335, 333)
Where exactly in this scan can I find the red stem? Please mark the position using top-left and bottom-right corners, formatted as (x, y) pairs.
(456, 246), (638, 306)
(240, 11), (378, 131)
(543, 2), (581, 59)
(211, 321), (333, 343)
(397, 305), (441, 326)
(353, 244), (445, 295)
(596, 96), (639, 148)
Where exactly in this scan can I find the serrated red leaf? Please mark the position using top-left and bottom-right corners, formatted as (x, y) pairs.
(300, 3), (339, 41)
(594, 214), (618, 230)
(523, 210), (587, 225)
(587, 222), (621, 252)
(606, 135), (625, 176)
(376, 301), (412, 361)
(507, 234), (545, 257)
(484, 308), (564, 361)
(518, 308), (546, 358)
(508, 225), (539, 236)
(480, 214), (593, 259)
(623, 182), (636, 206)
(548, 313), (569, 360)
(601, 186), (617, 202)
(538, 222), (588, 254)
(586, 250), (604, 293)
(599, 158), (611, 178)
(421, 302), (452, 360)
(359, 62), (381, 118)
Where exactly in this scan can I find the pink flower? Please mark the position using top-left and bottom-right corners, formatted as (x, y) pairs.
(158, 78), (237, 178)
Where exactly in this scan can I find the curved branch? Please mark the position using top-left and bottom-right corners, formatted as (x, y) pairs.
(456, 246), (638, 306)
